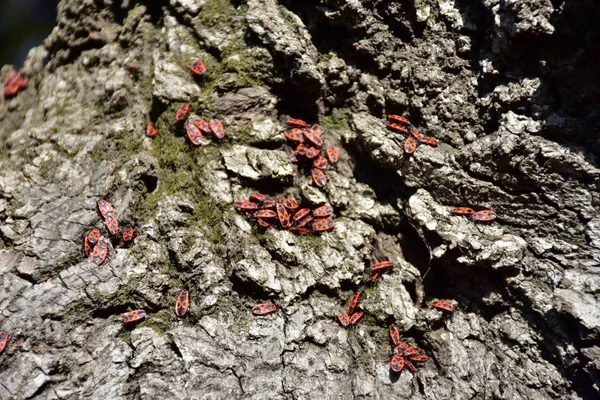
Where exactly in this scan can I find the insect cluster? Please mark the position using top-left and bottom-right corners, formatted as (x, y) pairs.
(283, 118), (340, 188)
(385, 114), (438, 154)
(451, 207), (497, 222)
(83, 200), (136, 266)
(234, 193), (336, 234)
(3, 71), (27, 98)
(388, 325), (429, 373)
(337, 291), (364, 327)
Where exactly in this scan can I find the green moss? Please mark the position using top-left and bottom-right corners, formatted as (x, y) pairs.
(139, 308), (173, 336)
(321, 114), (350, 131)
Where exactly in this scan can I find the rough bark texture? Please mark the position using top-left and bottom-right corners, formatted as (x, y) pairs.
(0, 0), (599, 399)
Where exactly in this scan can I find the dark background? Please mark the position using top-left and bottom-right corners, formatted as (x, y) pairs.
(0, 0), (58, 67)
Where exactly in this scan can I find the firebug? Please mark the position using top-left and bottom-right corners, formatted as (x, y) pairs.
(175, 290), (190, 317)
(349, 311), (363, 325)
(389, 325), (401, 347)
(186, 123), (204, 146)
(313, 155), (329, 170)
(337, 313), (350, 327)
(209, 119), (225, 139)
(311, 168), (328, 187)
(451, 207), (475, 215)
(312, 205), (333, 217)
(260, 199), (276, 209)
(386, 122), (408, 133)
(284, 128), (305, 143)
(471, 210), (497, 222)
(193, 119), (211, 133)
(123, 309), (146, 324)
(282, 198), (299, 210)
(325, 146), (339, 164)
(295, 214), (314, 229)
(292, 208), (311, 222)
(390, 354), (405, 372)
(387, 115), (411, 125)
(104, 212), (120, 235)
(252, 303), (277, 315)
(97, 199), (115, 218)
(370, 261), (393, 271)
(86, 228), (101, 246)
(431, 300), (454, 312)
(346, 291), (361, 315)
(191, 60), (207, 76)
(276, 201), (291, 229)
(119, 227), (136, 247)
(305, 147), (320, 159)
(311, 217), (335, 232)
(0, 331), (9, 354)
(234, 200), (259, 210)
(90, 242), (109, 265)
(287, 118), (308, 128)
(302, 128), (323, 148)
(418, 135), (438, 146)
(249, 193), (266, 203)
(403, 136), (417, 154)
(175, 104), (190, 122)
(145, 122), (158, 138)
(254, 210), (277, 219)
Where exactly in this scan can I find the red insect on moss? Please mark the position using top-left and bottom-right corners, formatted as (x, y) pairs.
(175, 104), (190, 122)
(86, 228), (101, 246)
(312, 205), (333, 218)
(119, 227), (136, 247)
(254, 209), (277, 219)
(90, 242), (109, 265)
(295, 214), (314, 229)
(209, 119), (225, 139)
(97, 199), (115, 218)
(370, 261), (393, 271)
(311, 168), (328, 187)
(276, 201), (291, 229)
(191, 60), (207, 76)
(471, 210), (497, 222)
(3, 72), (27, 98)
(260, 199), (276, 209)
(256, 218), (271, 228)
(249, 193), (267, 203)
(409, 354), (429, 363)
(337, 313), (350, 327)
(287, 118), (308, 128)
(390, 353), (405, 372)
(386, 122), (408, 133)
(431, 300), (454, 313)
(311, 217), (335, 232)
(451, 207), (475, 215)
(145, 122), (158, 138)
(186, 122), (204, 146)
(293, 208), (311, 222)
(418, 135), (438, 146)
(252, 303), (277, 315)
(389, 325), (401, 347)
(313, 155), (329, 170)
(387, 115), (411, 126)
(123, 309), (146, 324)
(104, 212), (120, 235)
(193, 119), (211, 133)
(305, 147), (320, 159)
(175, 290), (190, 317)
(234, 200), (259, 210)
(403, 136), (418, 154)
(303, 128), (324, 148)
(284, 128), (305, 143)
(0, 331), (9, 354)
(349, 311), (363, 325)
(325, 146), (339, 164)
(282, 198), (299, 210)
(346, 291), (361, 315)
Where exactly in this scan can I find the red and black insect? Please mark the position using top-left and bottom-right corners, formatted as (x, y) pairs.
(86, 228), (101, 246)
(288, 151), (300, 163)
(390, 354), (405, 372)
(349, 311), (363, 325)
(287, 118), (308, 128)
(234, 200), (259, 210)
(312, 205), (333, 217)
(418, 135), (438, 146)
(346, 291), (361, 315)
(249, 193), (266, 203)
(3, 72), (27, 98)
(260, 199), (276, 209)
(294, 214), (314, 229)
(84, 240), (92, 257)
(256, 218), (271, 228)
(0, 331), (9, 354)
(186, 123), (204, 146)
(305, 147), (320, 159)
(389, 325), (401, 347)
(325, 146), (339, 164)
(282, 198), (299, 210)
(293, 208), (311, 222)
(311, 168), (328, 187)
(175, 104), (190, 122)
(97, 199), (115, 219)
(387, 115), (411, 126)
(145, 122), (158, 138)
(254, 209), (277, 219)
(126, 64), (139, 74)
(451, 207), (475, 215)
(123, 309), (146, 324)
(409, 355), (429, 363)
(386, 122), (408, 133)
(370, 261), (393, 271)
(431, 300), (453, 313)
(409, 129), (424, 141)
(303, 128), (324, 147)
(104, 212), (120, 235)
(403, 136), (417, 154)
(276, 201), (291, 229)
(284, 128), (305, 143)
(175, 290), (190, 317)
(252, 303), (277, 315)
(193, 119), (211, 133)
(191, 60), (207, 76)
(311, 217), (335, 232)
(209, 119), (225, 139)
(471, 210), (497, 222)
(313, 155), (329, 170)
(392, 342), (410, 355)
(289, 227), (309, 235)
(296, 144), (308, 156)
(337, 313), (350, 327)
(90, 242), (109, 265)
(310, 124), (323, 137)
(119, 227), (135, 247)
